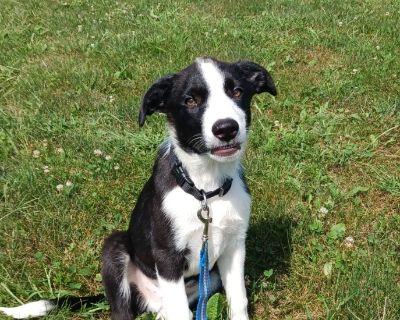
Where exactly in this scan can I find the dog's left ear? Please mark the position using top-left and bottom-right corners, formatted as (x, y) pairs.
(235, 60), (277, 96)
(138, 74), (176, 127)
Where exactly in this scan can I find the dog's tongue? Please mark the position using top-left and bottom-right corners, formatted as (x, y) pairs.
(211, 145), (240, 157)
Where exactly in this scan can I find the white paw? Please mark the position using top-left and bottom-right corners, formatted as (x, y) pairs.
(230, 310), (249, 320)
(231, 315), (249, 320)
(155, 312), (165, 320)
(156, 308), (192, 320)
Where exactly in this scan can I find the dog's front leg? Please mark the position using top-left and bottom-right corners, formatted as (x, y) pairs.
(157, 276), (192, 320)
(218, 240), (249, 320)
(154, 249), (192, 320)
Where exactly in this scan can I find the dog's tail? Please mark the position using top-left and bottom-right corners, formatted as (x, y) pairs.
(0, 295), (104, 319)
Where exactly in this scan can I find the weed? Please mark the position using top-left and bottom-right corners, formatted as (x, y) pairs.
(1, 0), (399, 319)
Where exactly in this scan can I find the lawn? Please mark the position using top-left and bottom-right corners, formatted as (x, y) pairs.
(0, 0), (399, 319)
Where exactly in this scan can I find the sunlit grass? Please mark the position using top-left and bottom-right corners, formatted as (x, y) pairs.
(1, 0), (399, 319)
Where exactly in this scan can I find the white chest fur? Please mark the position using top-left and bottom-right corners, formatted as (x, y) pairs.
(162, 176), (251, 277)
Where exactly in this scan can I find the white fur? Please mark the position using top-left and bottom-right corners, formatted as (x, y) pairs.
(127, 260), (162, 312)
(162, 168), (250, 277)
(162, 149), (250, 320)
(118, 252), (131, 303)
(0, 60), (252, 320)
(159, 59), (252, 319)
(157, 276), (193, 320)
(0, 300), (55, 319)
(197, 58), (247, 162)
(218, 241), (249, 320)
(121, 252), (162, 312)
(164, 141), (250, 320)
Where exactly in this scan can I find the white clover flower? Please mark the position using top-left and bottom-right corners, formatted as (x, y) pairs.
(65, 180), (73, 187)
(318, 206), (329, 216)
(344, 236), (355, 248)
(109, 95), (115, 103)
(338, 21), (343, 27)
(114, 164), (120, 170)
(105, 155), (112, 161)
(376, 45), (380, 50)
(385, 12), (390, 16)
(43, 165), (50, 174)
(94, 149), (103, 156)
(32, 150), (40, 158)
(56, 184), (64, 192)
(351, 68), (358, 74)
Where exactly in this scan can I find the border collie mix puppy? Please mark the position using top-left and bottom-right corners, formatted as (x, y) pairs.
(0, 57), (276, 320)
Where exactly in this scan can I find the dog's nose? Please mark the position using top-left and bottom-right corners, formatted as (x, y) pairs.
(212, 118), (239, 141)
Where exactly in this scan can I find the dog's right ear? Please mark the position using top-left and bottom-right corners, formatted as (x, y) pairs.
(138, 74), (176, 127)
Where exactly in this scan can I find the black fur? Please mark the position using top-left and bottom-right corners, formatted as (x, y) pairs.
(0, 58), (275, 320)
(102, 58), (276, 319)
(138, 58), (276, 153)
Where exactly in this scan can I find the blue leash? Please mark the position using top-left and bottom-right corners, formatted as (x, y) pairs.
(169, 153), (233, 319)
(169, 155), (232, 320)
(196, 195), (212, 320)
(196, 240), (211, 319)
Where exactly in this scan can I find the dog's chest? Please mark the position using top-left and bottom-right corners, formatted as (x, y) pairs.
(162, 178), (251, 277)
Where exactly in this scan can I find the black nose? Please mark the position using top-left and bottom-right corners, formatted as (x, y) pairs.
(212, 118), (239, 142)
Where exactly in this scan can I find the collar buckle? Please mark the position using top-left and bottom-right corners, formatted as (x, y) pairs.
(170, 150), (233, 202)
(171, 162), (194, 188)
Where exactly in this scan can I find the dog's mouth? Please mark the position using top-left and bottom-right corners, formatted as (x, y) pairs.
(210, 143), (241, 157)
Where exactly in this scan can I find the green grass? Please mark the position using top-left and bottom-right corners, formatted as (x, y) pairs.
(1, 0), (399, 319)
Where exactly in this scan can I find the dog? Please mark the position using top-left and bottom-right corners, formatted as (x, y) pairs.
(0, 57), (276, 320)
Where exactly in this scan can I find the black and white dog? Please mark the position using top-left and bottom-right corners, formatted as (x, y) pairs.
(0, 57), (276, 320)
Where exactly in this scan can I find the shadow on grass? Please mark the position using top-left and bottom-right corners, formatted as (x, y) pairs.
(246, 215), (294, 281)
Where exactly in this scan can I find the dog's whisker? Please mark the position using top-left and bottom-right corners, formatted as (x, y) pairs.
(186, 134), (203, 147)
(1, 57), (277, 320)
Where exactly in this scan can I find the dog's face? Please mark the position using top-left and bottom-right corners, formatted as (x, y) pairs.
(139, 58), (276, 162)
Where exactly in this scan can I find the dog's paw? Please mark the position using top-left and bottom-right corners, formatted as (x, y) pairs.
(156, 308), (192, 320)
(230, 310), (249, 320)
(231, 316), (249, 320)
(155, 312), (165, 320)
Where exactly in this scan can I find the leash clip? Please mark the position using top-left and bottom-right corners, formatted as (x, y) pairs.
(197, 191), (212, 240)
(200, 190), (208, 211)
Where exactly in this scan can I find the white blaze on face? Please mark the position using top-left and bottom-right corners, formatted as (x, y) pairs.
(197, 59), (247, 151)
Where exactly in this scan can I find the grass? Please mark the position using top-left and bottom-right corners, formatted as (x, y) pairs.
(0, 0), (399, 319)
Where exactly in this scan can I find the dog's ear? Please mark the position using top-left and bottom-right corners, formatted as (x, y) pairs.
(235, 60), (277, 96)
(138, 74), (176, 127)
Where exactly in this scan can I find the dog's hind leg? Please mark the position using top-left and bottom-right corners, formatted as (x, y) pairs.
(186, 266), (223, 310)
(102, 231), (141, 320)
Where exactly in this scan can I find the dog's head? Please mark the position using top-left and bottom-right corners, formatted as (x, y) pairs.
(139, 57), (276, 162)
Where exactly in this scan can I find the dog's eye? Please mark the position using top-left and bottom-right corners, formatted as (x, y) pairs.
(232, 87), (242, 98)
(184, 96), (197, 108)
